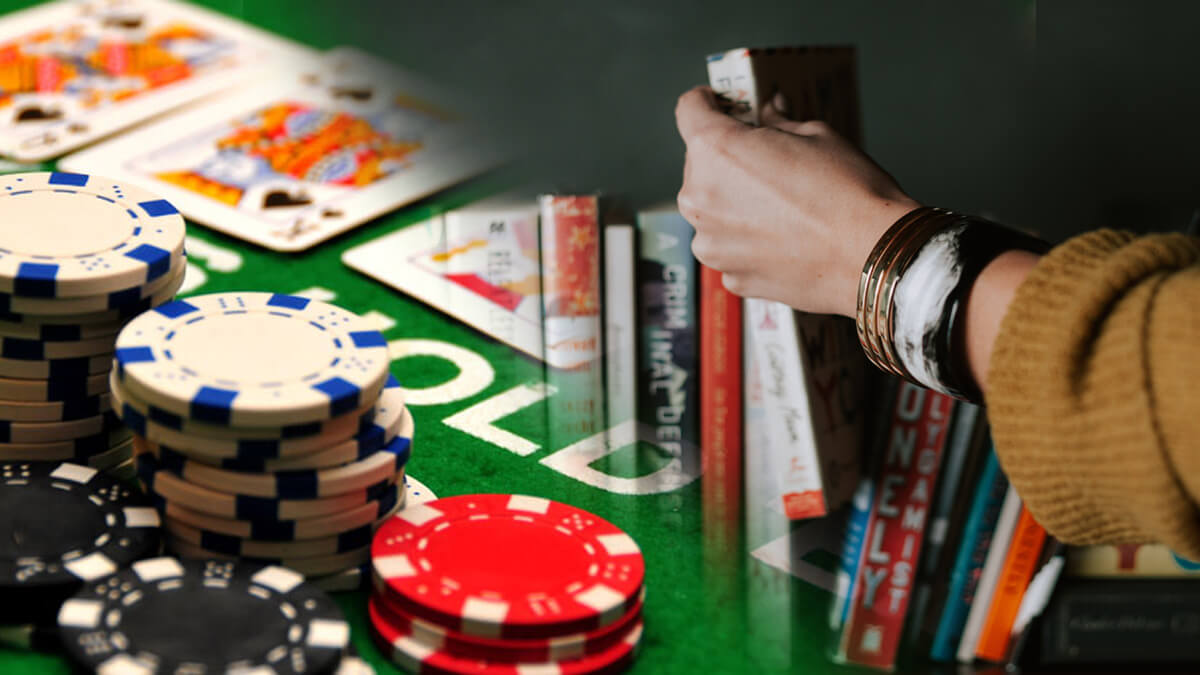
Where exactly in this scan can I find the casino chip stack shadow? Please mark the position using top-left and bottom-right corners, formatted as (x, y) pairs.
(369, 494), (646, 673)
(113, 290), (415, 591)
(0, 172), (186, 476)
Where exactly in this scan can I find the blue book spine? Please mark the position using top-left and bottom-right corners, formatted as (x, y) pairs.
(929, 446), (1009, 662)
(829, 475), (874, 632)
(635, 208), (699, 474)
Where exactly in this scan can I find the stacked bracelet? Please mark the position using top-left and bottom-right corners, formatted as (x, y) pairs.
(856, 207), (1049, 402)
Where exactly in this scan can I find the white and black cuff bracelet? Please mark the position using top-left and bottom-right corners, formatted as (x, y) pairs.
(857, 207), (1049, 402)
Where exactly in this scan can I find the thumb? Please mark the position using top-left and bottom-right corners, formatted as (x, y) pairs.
(676, 86), (743, 145)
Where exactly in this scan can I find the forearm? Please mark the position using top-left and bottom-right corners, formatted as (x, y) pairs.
(964, 249), (1042, 398)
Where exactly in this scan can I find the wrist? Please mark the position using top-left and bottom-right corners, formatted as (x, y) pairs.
(840, 196), (922, 317)
(965, 250), (1042, 397)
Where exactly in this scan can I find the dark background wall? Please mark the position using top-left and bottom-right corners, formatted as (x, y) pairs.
(10, 0), (1200, 243)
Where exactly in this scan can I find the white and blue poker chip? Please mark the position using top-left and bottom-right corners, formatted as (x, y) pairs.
(0, 173), (185, 299)
(114, 292), (391, 427)
(135, 452), (401, 521)
(56, 556), (350, 675)
(110, 374), (403, 461)
(0, 255), (185, 316)
(157, 480), (404, 542)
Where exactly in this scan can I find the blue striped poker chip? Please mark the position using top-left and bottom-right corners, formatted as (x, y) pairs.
(0, 173), (185, 298)
(109, 375), (400, 462)
(0, 255), (185, 317)
(153, 430), (411, 499)
(135, 452), (400, 521)
(115, 292), (391, 427)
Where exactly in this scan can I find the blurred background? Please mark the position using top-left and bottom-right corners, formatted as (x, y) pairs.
(177, 0), (1200, 243)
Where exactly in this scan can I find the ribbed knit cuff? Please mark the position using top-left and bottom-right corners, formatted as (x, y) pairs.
(987, 229), (1200, 559)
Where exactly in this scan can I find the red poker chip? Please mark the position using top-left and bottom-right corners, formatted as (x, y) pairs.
(371, 494), (645, 639)
(370, 587), (644, 663)
(368, 596), (643, 675)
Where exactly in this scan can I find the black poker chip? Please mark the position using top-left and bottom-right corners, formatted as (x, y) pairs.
(57, 556), (351, 674)
(0, 460), (161, 626)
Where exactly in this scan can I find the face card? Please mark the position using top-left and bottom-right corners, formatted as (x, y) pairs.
(61, 46), (501, 251)
(0, 0), (311, 161)
(342, 200), (598, 369)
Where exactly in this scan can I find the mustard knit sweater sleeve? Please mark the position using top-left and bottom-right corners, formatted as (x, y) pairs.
(987, 229), (1200, 560)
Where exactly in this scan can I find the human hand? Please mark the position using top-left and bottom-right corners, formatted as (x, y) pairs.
(675, 86), (919, 317)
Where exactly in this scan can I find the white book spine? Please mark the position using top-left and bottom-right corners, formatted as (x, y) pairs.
(745, 297), (826, 519)
(956, 484), (1023, 663)
(603, 224), (637, 427)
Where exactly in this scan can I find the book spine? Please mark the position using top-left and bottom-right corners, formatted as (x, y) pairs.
(635, 209), (699, 475)
(837, 382), (957, 670)
(745, 298), (827, 519)
(603, 223), (637, 428)
(539, 195), (604, 449)
(794, 312), (866, 512)
(700, 264), (742, 544)
(929, 446), (1009, 662)
(955, 483), (1024, 663)
(905, 403), (983, 647)
(1040, 579), (1200, 664)
(829, 474), (875, 631)
(975, 505), (1048, 661)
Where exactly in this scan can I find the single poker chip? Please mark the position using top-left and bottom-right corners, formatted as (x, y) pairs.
(111, 373), (401, 461)
(369, 600), (644, 675)
(0, 352), (111, 379)
(0, 265), (185, 326)
(114, 292), (390, 427)
(370, 590), (645, 664)
(0, 461), (161, 626)
(0, 172), (186, 299)
(113, 373), (385, 445)
(151, 419), (411, 499)
(0, 392), (110, 422)
(0, 254), (185, 315)
(0, 332), (119, 357)
(136, 452), (402, 521)
(372, 495), (645, 640)
(0, 370), (109, 402)
(0, 427), (133, 461)
(148, 405), (405, 473)
(88, 436), (135, 471)
(310, 565), (368, 594)
(170, 539), (375, 577)
(0, 409), (119, 443)
(404, 473), (436, 506)
(157, 480), (404, 542)
(57, 556), (350, 675)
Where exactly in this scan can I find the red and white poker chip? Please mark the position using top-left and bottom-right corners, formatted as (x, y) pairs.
(371, 494), (645, 639)
(369, 588), (644, 663)
(369, 596), (643, 675)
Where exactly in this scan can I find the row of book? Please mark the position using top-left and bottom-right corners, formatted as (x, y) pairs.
(826, 380), (1200, 671)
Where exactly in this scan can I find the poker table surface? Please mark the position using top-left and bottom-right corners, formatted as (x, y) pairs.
(0, 2), (929, 674)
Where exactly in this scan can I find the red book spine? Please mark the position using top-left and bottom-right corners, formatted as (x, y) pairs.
(700, 265), (742, 552)
(839, 381), (956, 669)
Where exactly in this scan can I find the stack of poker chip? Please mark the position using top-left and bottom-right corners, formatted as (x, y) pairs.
(111, 291), (413, 590)
(0, 172), (186, 477)
(56, 556), (367, 674)
(0, 461), (162, 635)
(369, 494), (646, 673)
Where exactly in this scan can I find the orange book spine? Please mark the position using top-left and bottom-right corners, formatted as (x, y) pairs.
(975, 505), (1047, 662)
(700, 264), (742, 550)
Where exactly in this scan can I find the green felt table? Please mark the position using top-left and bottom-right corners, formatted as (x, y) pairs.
(0, 2), (956, 674)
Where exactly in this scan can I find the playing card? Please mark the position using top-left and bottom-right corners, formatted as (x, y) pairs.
(342, 199), (601, 369)
(62, 46), (502, 251)
(0, 0), (311, 161)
